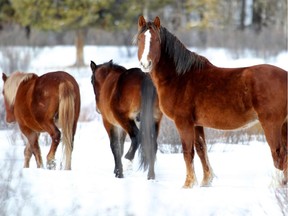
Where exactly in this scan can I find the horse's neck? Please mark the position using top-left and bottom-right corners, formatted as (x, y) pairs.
(151, 59), (180, 94)
(153, 51), (184, 85)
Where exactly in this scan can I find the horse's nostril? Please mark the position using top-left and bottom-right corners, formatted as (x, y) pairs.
(140, 60), (151, 70)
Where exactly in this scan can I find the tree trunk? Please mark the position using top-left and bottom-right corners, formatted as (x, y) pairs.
(252, 0), (263, 33)
(75, 29), (85, 67)
(239, 0), (246, 30)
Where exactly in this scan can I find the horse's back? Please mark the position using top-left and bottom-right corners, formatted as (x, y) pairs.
(100, 68), (145, 124)
(118, 68), (145, 85)
(37, 71), (79, 89)
(246, 64), (287, 85)
(32, 71), (78, 102)
(115, 68), (146, 106)
(185, 64), (287, 129)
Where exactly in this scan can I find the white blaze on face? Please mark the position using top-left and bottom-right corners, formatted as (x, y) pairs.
(140, 30), (152, 72)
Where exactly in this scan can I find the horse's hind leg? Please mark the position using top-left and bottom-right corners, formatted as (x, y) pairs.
(23, 143), (32, 168)
(194, 126), (214, 186)
(147, 121), (160, 180)
(281, 120), (287, 184)
(110, 127), (124, 178)
(45, 123), (61, 170)
(21, 126), (43, 168)
(260, 120), (287, 182)
(30, 133), (43, 168)
(147, 138), (158, 180)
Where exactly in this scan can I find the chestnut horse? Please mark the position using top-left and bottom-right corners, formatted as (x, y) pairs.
(2, 71), (80, 170)
(90, 60), (163, 179)
(136, 16), (287, 187)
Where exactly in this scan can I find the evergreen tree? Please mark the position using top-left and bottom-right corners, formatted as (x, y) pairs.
(11, 0), (113, 66)
(0, 0), (15, 28)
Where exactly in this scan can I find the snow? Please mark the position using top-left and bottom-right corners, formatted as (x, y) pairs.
(0, 46), (287, 216)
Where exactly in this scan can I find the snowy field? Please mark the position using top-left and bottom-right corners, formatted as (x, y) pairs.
(0, 46), (287, 216)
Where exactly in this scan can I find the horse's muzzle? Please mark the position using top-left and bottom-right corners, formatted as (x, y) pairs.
(140, 60), (152, 73)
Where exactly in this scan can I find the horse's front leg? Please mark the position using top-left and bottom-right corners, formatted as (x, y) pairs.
(194, 126), (214, 186)
(118, 129), (127, 157)
(175, 119), (197, 188)
(21, 126), (43, 168)
(110, 127), (124, 178)
(23, 142), (32, 168)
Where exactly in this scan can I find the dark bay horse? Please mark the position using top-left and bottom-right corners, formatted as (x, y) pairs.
(2, 71), (80, 170)
(90, 60), (163, 179)
(136, 16), (287, 187)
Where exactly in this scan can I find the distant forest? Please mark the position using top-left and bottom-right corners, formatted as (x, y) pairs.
(0, 0), (287, 55)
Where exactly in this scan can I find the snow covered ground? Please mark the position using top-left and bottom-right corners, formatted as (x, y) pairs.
(0, 46), (287, 216)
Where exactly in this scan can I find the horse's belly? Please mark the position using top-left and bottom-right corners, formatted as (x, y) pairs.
(195, 109), (258, 130)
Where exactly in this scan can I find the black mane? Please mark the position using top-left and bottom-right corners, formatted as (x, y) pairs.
(159, 26), (207, 74)
(104, 60), (127, 72)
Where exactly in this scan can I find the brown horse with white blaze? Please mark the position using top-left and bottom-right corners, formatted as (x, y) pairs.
(2, 71), (80, 170)
(136, 16), (287, 187)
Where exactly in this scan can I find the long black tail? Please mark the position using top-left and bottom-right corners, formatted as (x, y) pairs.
(139, 74), (158, 170)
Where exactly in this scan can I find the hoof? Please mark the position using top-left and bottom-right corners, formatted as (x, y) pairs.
(182, 184), (193, 189)
(47, 160), (56, 170)
(283, 170), (287, 185)
(147, 175), (155, 180)
(115, 172), (124, 178)
(114, 169), (124, 178)
(148, 171), (155, 180)
(201, 175), (214, 187)
(282, 178), (287, 185)
(200, 181), (212, 187)
(182, 178), (197, 188)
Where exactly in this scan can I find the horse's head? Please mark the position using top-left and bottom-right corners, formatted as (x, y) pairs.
(90, 60), (115, 114)
(137, 16), (161, 73)
(2, 73), (16, 123)
(90, 61), (103, 114)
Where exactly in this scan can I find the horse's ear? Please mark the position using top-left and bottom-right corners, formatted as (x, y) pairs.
(109, 59), (113, 64)
(154, 16), (161, 28)
(138, 15), (146, 29)
(2, 73), (7, 82)
(90, 61), (97, 72)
